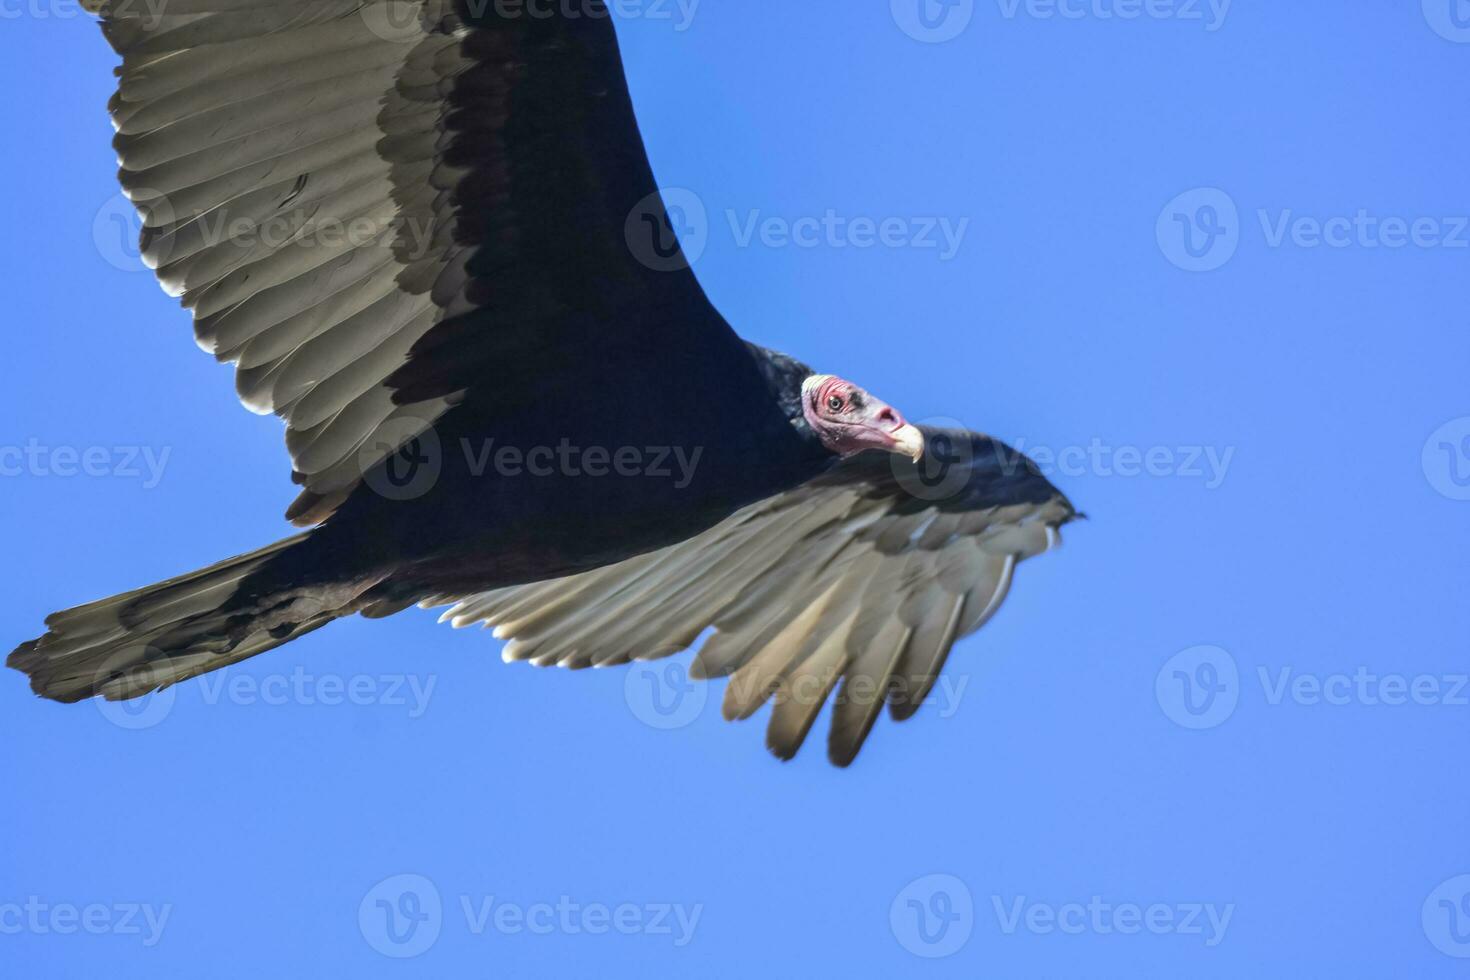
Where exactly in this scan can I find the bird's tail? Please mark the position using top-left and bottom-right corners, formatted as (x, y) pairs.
(7, 532), (381, 703)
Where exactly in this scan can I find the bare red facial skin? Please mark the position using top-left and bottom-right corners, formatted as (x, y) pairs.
(801, 375), (925, 461)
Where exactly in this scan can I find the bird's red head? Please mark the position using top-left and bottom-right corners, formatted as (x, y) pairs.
(801, 374), (925, 462)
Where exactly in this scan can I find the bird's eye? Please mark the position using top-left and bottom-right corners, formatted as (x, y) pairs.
(827, 394), (845, 412)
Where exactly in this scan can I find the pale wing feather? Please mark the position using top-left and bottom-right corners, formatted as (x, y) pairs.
(429, 437), (1078, 765)
(92, 0), (471, 523)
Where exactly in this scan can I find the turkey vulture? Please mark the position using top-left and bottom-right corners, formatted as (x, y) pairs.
(8, 0), (1079, 766)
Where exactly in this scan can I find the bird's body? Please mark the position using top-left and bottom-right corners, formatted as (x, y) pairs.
(9, 0), (1079, 765)
(247, 341), (828, 604)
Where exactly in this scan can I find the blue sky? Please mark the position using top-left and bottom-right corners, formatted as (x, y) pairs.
(3, 2), (1469, 977)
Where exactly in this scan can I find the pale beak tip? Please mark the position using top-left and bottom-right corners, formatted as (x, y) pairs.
(894, 424), (925, 463)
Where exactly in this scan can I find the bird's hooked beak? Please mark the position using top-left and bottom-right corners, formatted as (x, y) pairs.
(887, 417), (927, 462)
(861, 396), (925, 462)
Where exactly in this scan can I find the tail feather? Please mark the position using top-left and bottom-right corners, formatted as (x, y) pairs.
(8, 533), (373, 703)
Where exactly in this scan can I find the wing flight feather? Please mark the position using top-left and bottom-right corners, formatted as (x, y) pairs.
(427, 430), (1077, 765)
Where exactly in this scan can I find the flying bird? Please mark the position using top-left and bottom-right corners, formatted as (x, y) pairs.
(8, 0), (1078, 765)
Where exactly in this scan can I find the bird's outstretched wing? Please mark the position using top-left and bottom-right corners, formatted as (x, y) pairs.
(87, 0), (728, 524)
(428, 429), (1078, 766)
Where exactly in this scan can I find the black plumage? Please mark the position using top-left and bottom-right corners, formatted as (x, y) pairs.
(8, 0), (1078, 765)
